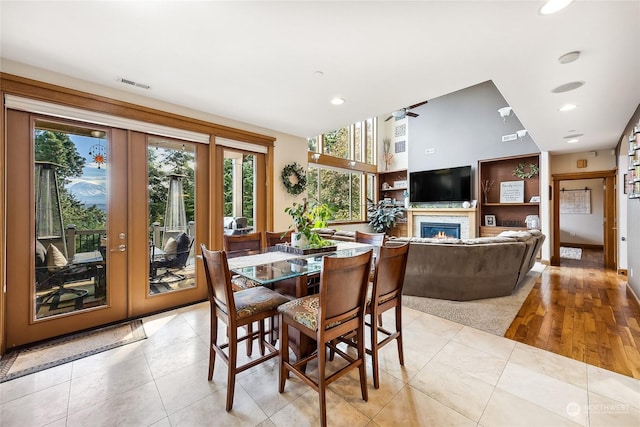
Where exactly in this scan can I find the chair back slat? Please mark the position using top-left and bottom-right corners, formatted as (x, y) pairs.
(355, 230), (386, 246)
(265, 230), (292, 247)
(320, 250), (372, 328)
(372, 242), (410, 304)
(200, 244), (235, 314)
(223, 232), (263, 258)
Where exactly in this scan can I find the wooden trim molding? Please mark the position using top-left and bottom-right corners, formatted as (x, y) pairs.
(551, 170), (617, 268)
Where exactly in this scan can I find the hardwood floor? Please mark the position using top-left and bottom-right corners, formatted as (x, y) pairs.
(505, 248), (640, 379)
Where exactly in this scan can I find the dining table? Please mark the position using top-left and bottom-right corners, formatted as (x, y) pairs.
(226, 241), (375, 359)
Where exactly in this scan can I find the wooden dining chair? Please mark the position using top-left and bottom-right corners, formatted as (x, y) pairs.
(330, 242), (410, 388)
(365, 241), (410, 388)
(264, 230), (292, 247)
(223, 232), (263, 292)
(278, 250), (373, 427)
(200, 244), (289, 412)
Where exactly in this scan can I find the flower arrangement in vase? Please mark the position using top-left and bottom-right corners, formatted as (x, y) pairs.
(284, 198), (333, 248)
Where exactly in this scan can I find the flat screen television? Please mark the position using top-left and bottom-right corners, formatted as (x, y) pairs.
(409, 165), (472, 203)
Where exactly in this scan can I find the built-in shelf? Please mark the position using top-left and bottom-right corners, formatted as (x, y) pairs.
(483, 202), (539, 207)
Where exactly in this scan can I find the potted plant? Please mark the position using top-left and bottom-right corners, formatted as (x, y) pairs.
(367, 200), (404, 233)
(284, 198), (333, 248)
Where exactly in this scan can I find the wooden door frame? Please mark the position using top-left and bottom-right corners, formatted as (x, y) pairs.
(551, 170), (617, 268)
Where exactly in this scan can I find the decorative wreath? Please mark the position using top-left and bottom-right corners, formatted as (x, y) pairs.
(513, 162), (539, 179)
(281, 162), (307, 195)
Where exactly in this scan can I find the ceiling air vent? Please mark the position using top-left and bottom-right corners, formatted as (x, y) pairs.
(502, 134), (518, 142)
(118, 77), (150, 90)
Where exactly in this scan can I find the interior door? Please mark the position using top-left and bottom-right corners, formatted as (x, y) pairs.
(5, 111), (128, 348)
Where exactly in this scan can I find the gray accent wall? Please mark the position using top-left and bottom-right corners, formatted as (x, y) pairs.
(407, 80), (540, 200)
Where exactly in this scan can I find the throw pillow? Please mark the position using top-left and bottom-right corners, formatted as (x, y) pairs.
(164, 237), (178, 261)
(46, 243), (68, 272)
(35, 240), (47, 267)
(176, 232), (191, 253)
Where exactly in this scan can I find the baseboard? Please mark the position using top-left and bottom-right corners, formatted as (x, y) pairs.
(626, 283), (640, 307)
(618, 269), (628, 276)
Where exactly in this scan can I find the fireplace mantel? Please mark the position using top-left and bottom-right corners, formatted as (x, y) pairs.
(406, 208), (477, 238)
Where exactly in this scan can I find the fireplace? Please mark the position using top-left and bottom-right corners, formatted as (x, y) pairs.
(421, 222), (461, 239)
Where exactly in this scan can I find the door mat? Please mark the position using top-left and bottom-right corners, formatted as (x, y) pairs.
(560, 246), (582, 260)
(0, 319), (146, 383)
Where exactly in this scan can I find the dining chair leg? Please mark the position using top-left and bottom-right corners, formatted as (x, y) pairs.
(358, 326), (369, 400)
(318, 341), (328, 427)
(259, 319), (266, 356)
(370, 312), (381, 389)
(227, 326), (238, 412)
(209, 314), (218, 381)
(278, 318), (289, 393)
(396, 305), (404, 365)
(246, 323), (253, 357)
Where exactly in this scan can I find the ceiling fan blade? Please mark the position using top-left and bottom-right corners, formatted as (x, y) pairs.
(407, 111), (419, 117)
(385, 115), (393, 122)
(407, 100), (428, 110)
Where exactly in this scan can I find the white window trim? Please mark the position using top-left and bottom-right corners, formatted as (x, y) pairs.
(216, 137), (268, 154)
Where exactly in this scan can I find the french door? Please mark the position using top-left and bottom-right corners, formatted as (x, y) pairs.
(5, 111), (207, 348)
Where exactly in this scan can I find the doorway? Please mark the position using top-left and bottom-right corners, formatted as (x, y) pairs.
(551, 170), (617, 269)
(4, 112), (208, 348)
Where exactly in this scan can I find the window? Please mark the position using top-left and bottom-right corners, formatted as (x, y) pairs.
(307, 116), (377, 223)
(308, 165), (363, 221)
(311, 118), (377, 164)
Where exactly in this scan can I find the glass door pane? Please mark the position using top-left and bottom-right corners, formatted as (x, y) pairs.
(147, 138), (196, 295)
(223, 150), (256, 232)
(33, 122), (108, 319)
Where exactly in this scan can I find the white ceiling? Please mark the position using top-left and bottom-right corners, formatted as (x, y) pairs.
(1, 1), (639, 154)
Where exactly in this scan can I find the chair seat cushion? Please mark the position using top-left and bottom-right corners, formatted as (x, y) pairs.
(233, 287), (289, 319)
(278, 295), (319, 330)
(231, 275), (261, 292)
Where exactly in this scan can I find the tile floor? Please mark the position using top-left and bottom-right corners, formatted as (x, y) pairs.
(1, 301), (639, 426)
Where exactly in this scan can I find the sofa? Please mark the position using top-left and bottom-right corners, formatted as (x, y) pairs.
(312, 227), (545, 301)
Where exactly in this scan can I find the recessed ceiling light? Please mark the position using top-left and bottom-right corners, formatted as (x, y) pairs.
(551, 81), (585, 93)
(558, 103), (577, 111)
(314, 71), (324, 77)
(558, 51), (581, 64)
(539, 0), (574, 15)
(331, 97), (345, 105)
(566, 138), (580, 144)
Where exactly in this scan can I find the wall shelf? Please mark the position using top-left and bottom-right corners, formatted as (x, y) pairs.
(478, 154), (540, 236)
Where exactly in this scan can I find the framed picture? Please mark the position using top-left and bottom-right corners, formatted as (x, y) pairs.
(485, 214), (496, 227)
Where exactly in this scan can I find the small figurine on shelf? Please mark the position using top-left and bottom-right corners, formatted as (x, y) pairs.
(481, 179), (495, 203)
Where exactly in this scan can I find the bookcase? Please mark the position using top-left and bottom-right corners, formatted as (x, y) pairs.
(478, 154), (540, 237)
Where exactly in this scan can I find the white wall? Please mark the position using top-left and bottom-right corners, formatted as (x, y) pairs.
(558, 178), (603, 246)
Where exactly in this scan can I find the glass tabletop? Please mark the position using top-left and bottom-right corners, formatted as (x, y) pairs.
(229, 242), (373, 285)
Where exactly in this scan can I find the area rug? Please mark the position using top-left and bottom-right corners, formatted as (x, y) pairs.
(560, 246), (582, 260)
(402, 263), (545, 337)
(0, 319), (146, 383)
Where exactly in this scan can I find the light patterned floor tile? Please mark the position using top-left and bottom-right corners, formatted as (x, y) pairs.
(480, 387), (583, 427)
(373, 385), (476, 426)
(587, 391), (640, 427)
(509, 342), (588, 389)
(0, 381), (69, 427)
(587, 364), (640, 410)
(432, 340), (508, 385)
(0, 362), (71, 405)
(497, 362), (588, 426)
(409, 358), (495, 421)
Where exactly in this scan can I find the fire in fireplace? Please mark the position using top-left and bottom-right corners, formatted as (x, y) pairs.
(421, 222), (461, 239)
